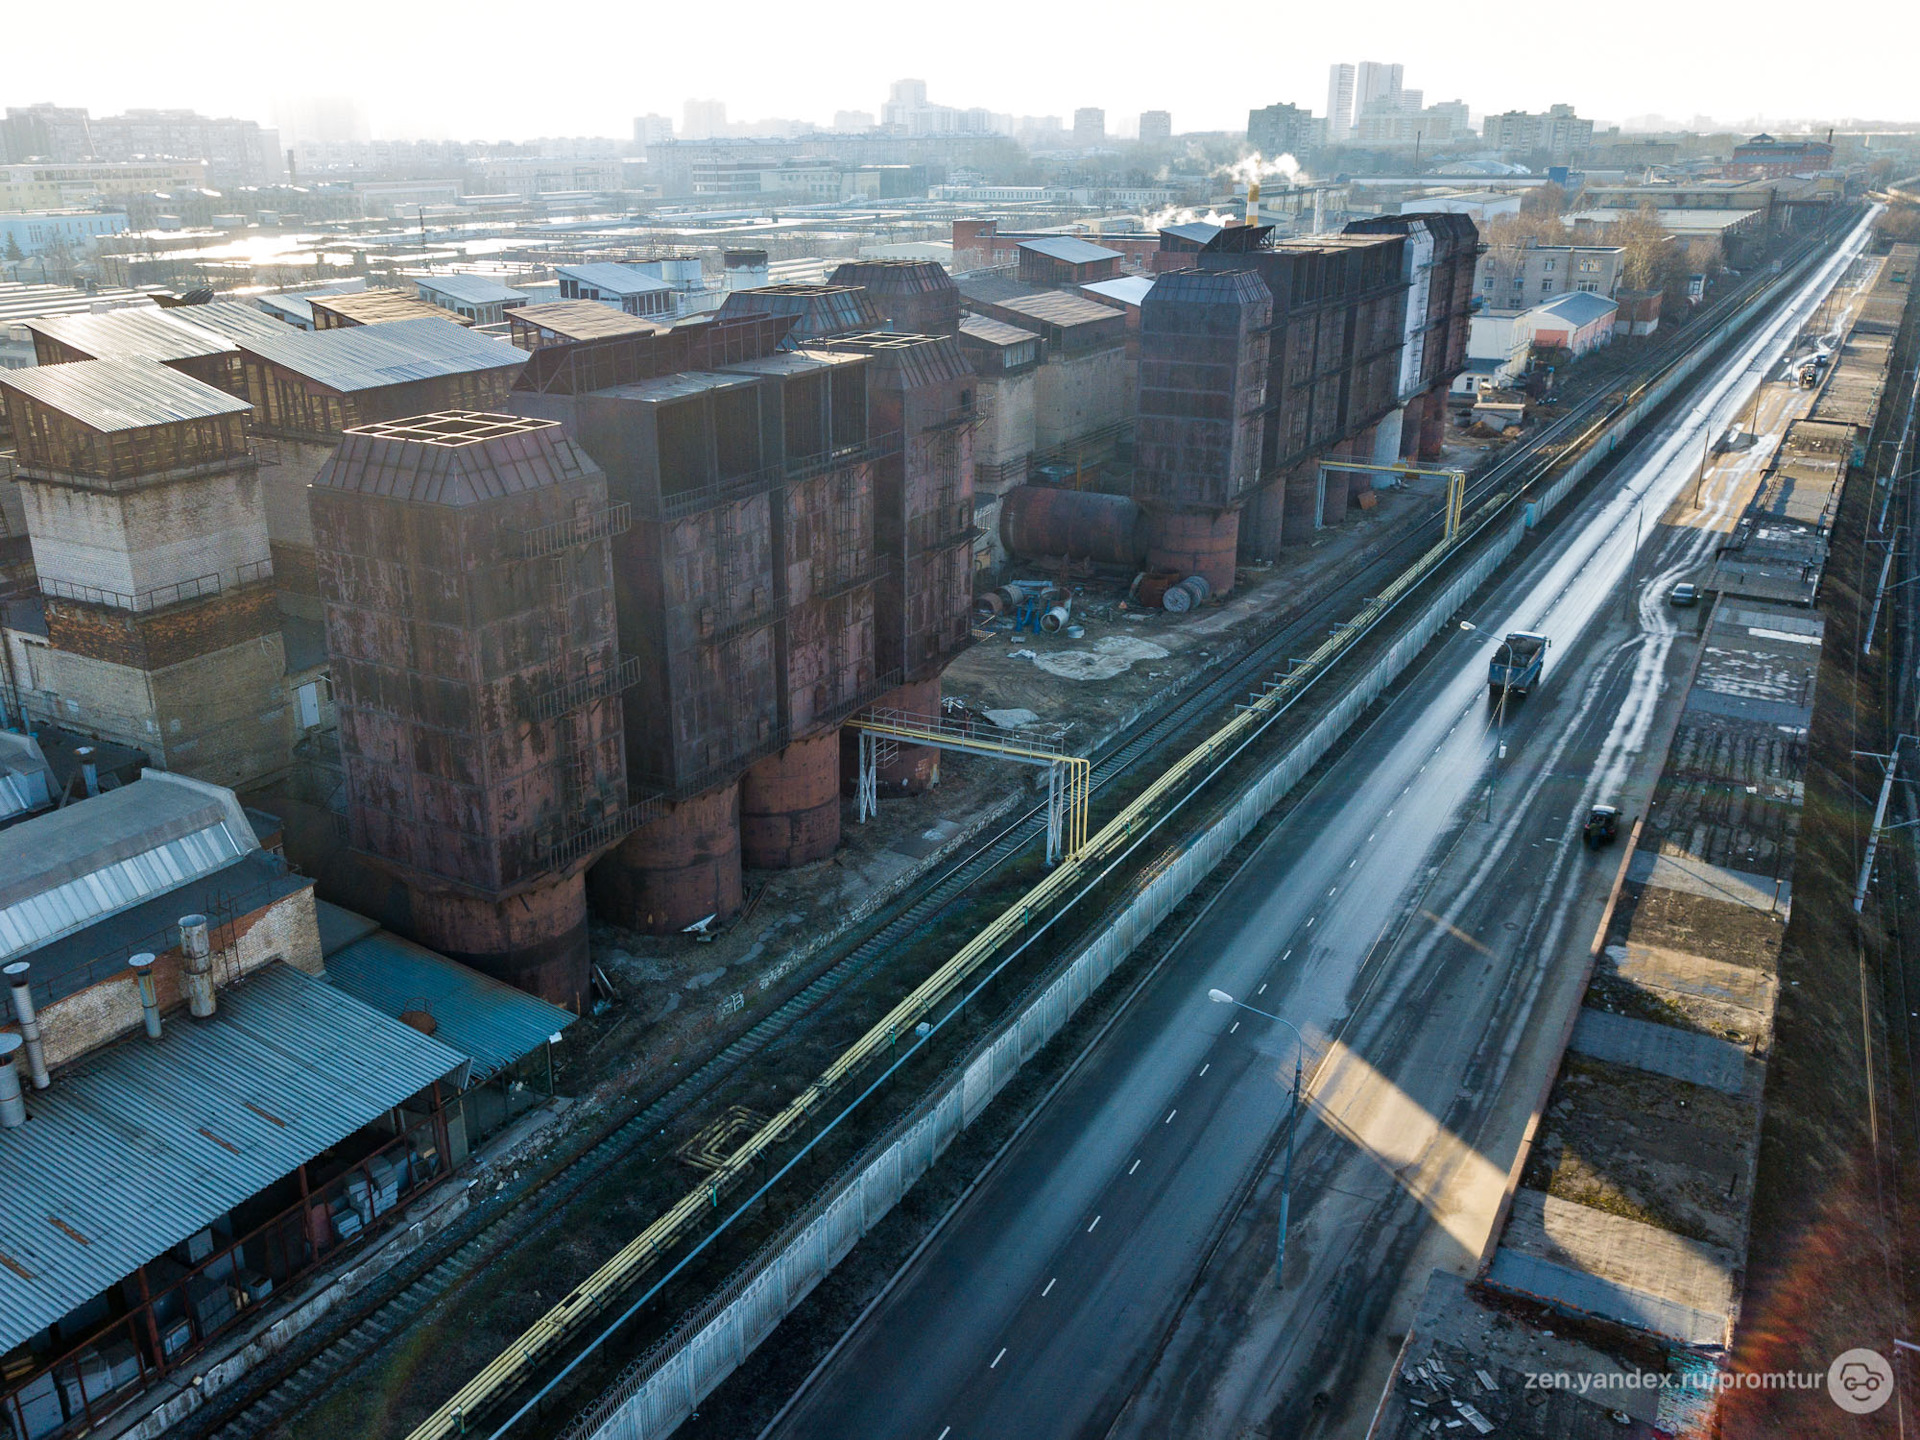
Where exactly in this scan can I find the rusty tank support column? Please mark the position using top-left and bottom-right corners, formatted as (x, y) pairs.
(1418, 389), (1448, 461)
(1144, 507), (1239, 597)
(845, 677), (943, 794)
(1281, 459), (1321, 546)
(1399, 398), (1424, 459)
(1319, 454), (1351, 528)
(1373, 407), (1406, 467)
(741, 732), (842, 869)
(1237, 480), (1287, 561)
(590, 784), (743, 936)
(409, 873), (591, 1013)
(1348, 427), (1379, 503)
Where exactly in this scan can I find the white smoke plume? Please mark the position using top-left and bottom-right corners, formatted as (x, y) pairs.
(1223, 151), (1308, 188)
(1144, 204), (1236, 230)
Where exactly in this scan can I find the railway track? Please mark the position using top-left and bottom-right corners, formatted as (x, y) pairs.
(177, 219), (1853, 1440)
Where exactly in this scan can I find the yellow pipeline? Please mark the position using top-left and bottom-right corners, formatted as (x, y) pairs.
(407, 488), (1506, 1440)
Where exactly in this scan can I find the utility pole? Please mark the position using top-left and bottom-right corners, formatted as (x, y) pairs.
(1624, 498), (1643, 624)
(1692, 433), (1712, 509)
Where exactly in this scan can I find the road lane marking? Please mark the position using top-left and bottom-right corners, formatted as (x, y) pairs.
(1328, 887), (1337, 896)
(1257, 984), (1267, 994)
(991, 1348), (1006, 1369)
(1306, 916), (1315, 927)
(1368, 833), (1375, 842)
(1128, 1159), (1140, 1175)
(1348, 859), (1356, 868)
(939, 1429), (952, 1440)
(1230, 1021), (1239, 1033)
(1165, 1109), (1177, 1124)
(1042, 1277), (1056, 1296)
(1088, 1215), (1101, 1233)
(1199, 1063), (1209, 1077)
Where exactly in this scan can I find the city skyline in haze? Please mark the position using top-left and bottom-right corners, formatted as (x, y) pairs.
(6, 0), (1914, 145)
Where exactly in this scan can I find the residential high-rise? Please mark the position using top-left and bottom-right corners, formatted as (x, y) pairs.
(1073, 108), (1106, 146)
(633, 114), (674, 145)
(1, 104), (93, 163)
(1324, 65), (1355, 143)
(682, 99), (728, 140)
(1355, 61), (1404, 118)
(1248, 103), (1318, 158)
(1138, 110), (1173, 143)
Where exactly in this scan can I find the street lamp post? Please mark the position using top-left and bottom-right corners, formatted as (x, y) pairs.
(1209, 989), (1306, 1288)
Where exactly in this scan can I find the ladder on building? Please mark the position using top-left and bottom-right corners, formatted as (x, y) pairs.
(848, 707), (1088, 865)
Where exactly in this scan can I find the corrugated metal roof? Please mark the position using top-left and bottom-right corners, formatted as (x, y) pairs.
(166, 300), (299, 345)
(235, 317), (527, 394)
(26, 309), (235, 363)
(510, 300), (660, 343)
(0, 358), (250, 432)
(0, 734), (55, 825)
(1080, 275), (1155, 308)
(1159, 222), (1223, 245)
(556, 263), (675, 296)
(0, 774), (257, 964)
(0, 962), (468, 1350)
(957, 315), (1038, 348)
(1534, 291), (1620, 327)
(416, 274), (529, 306)
(1016, 236), (1123, 265)
(325, 927), (573, 1083)
(991, 291), (1127, 330)
(312, 290), (475, 328)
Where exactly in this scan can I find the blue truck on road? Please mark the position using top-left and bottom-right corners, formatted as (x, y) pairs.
(1488, 631), (1549, 705)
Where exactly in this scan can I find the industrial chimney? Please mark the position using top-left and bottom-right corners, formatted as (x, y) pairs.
(0, 1034), (26, 1128)
(128, 954), (161, 1040)
(4, 963), (50, 1089)
(178, 915), (216, 1018)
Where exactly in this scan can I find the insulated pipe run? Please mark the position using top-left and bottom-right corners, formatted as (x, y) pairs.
(128, 953), (161, 1040)
(178, 914), (216, 1018)
(4, 962), (50, 1089)
(0, 1034), (25, 1128)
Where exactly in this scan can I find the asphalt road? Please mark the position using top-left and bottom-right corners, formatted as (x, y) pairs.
(760, 218), (1876, 1440)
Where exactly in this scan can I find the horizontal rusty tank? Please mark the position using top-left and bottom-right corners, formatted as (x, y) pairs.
(1001, 486), (1146, 569)
(741, 732), (842, 869)
(407, 872), (590, 1013)
(842, 676), (942, 795)
(589, 784), (743, 936)
(1143, 507), (1238, 597)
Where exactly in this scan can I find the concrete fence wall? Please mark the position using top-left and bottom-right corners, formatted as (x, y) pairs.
(568, 236), (1836, 1440)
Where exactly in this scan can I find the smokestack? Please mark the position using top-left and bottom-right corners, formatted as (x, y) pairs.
(0, 1034), (25, 1128)
(128, 954), (161, 1040)
(75, 746), (98, 798)
(1246, 178), (1260, 227)
(5, 963), (50, 1090)
(179, 915), (216, 1019)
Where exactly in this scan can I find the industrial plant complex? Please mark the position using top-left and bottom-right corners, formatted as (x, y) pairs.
(0, 65), (1915, 1440)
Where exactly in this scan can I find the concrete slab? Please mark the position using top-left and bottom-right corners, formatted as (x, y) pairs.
(1491, 1190), (1735, 1348)
(1605, 941), (1777, 1019)
(1628, 850), (1790, 913)
(1569, 1008), (1759, 1096)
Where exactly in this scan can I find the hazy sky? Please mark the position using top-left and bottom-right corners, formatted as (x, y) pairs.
(9, 0), (1914, 141)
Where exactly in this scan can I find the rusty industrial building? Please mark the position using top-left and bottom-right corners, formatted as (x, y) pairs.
(0, 214), (1476, 1016)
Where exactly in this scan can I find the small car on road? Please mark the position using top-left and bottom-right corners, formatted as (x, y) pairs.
(1669, 582), (1699, 608)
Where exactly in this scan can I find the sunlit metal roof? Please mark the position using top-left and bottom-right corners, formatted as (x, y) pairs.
(0, 773), (256, 965)
(556, 263), (674, 296)
(1016, 236), (1123, 265)
(0, 358), (250, 432)
(235, 317), (527, 394)
(416, 274), (529, 306)
(26, 309), (235, 363)
(0, 962), (468, 1350)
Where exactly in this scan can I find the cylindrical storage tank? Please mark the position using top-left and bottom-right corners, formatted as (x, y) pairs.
(1001, 487), (1146, 568)
(589, 785), (743, 939)
(410, 871), (591, 1012)
(842, 677), (943, 795)
(741, 733), (841, 869)
(1419, 390), (1448, 461)
(1143, 508), (1238, 597)
(1238, 480), (1287, 560)
(1281, 463), (1320, 546)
